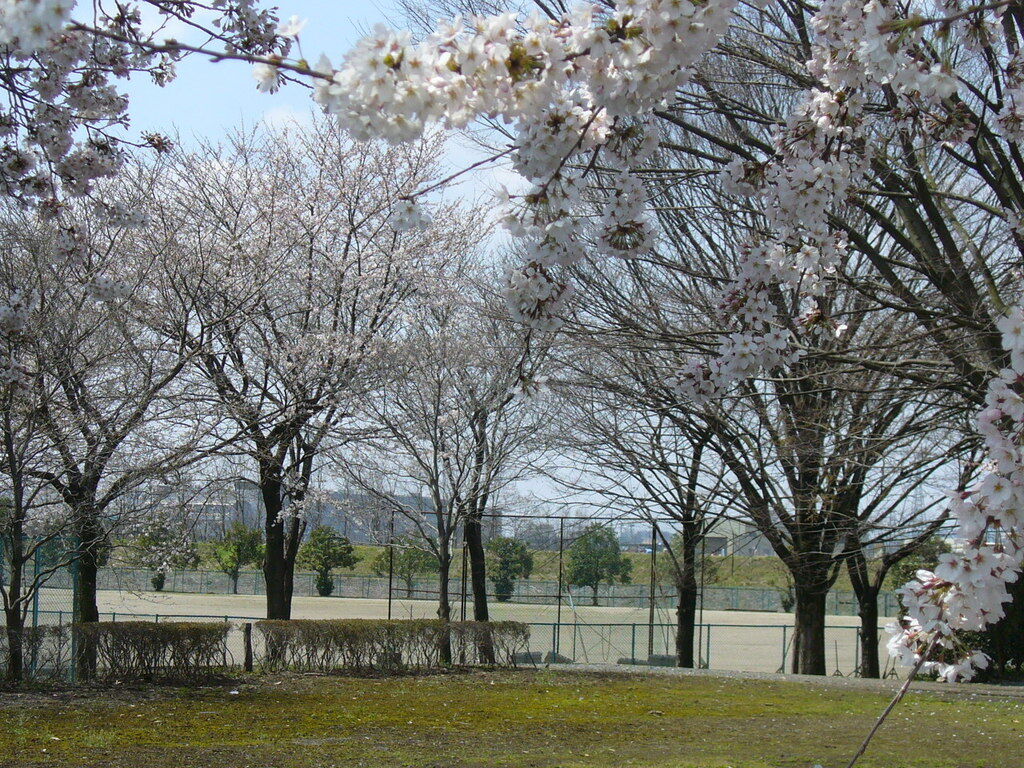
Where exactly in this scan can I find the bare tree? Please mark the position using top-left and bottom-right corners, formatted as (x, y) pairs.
(338, 262), (547, 659)
(545, 352), (734, 667)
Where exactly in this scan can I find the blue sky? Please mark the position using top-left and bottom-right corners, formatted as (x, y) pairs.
(126, 1), (395, 142)
(123, 0), (518, 202)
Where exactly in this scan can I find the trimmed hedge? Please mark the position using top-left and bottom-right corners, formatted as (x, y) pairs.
(255, 619), (530, 673)
(0, 625), (73, 681)
(76, 621), (230, 681)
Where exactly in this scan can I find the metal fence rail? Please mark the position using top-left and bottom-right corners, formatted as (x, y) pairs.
(91, 566), (901, 617)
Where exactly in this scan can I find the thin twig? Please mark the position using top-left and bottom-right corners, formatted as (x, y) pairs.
(845, 634), (941, 768)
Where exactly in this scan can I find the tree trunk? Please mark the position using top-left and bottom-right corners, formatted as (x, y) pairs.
(792, 585), (828, 675)
(74, 510), (102, 680)
(674, 535), (699, 668)
(231, 572), (239, 595)
(463, 514), (495, 664)
(846, 549), (881, 678)
(4, 615), (24, 682)
(857, 595), (881, 679)
(3, 528), (25, 681)
(437, 556), (452, 665)
(262, 481), (291, 620)
(592, 585), (598, 606)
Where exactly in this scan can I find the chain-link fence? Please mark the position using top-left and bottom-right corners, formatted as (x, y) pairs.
(78, 514), (904, 678)
(91, 565), (901, 616)
(0, 537), (78, 680)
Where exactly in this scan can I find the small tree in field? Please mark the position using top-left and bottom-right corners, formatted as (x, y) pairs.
(566, 525), (632, 605)
(212, 523), (264, 594)
(298, 527), (359, 597)
(129, 519), (199, 592)
(486, 536), (533, 602)
(371, 537), (438, 598)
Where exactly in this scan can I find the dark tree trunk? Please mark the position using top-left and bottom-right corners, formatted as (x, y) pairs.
(262, 480), (291, 620)
(73, 508), (101, 623)
(74, 509), (103, 680)
(464, 515), (489, 621)
(4, 613), (24, 682)
(3, 527), (25, 681)
(230, 572), (239, 595)
(592, 585), (599, 606)
(674, 535), (699, 668)
(846, 549), (881, 678)
(792, 585), (827, 675)
(857, 595), (880, 678)
(463, 514), (495, 664)
(437, 555), (452, 665)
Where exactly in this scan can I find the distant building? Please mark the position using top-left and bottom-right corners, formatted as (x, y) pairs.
(704, 518), (773, 556)
(186, 482), (503, 545)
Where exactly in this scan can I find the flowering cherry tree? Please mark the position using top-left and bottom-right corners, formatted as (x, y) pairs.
(140, 118), (476, 620)
(244, 0), (1024, 688)
(337, 261), (549, 660)
(4, 0), (1024, 743)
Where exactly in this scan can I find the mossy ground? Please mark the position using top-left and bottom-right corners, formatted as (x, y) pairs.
(0, 670), (1019, 767)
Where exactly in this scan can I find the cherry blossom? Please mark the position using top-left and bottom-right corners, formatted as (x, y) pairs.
(276, 0), (1024, 684)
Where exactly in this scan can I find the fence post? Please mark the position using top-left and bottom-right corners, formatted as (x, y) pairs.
(387, 509), (395, 621)
(781, 625), (787, 672)
(631, 623), (636, 662)
(556, 517), (565, 656)
(244, 622), (253, 672)
(648, 522), (657, 659)
(854, 627), (860, 676)
(705, 624), (712, 668)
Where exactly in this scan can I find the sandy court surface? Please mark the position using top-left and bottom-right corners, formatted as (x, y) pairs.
(32, 587), (897, 676)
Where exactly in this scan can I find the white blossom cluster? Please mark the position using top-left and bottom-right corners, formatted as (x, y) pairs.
(504, 262), (572, 331)
(886, 310), (1024, 681)
(0, 0), (72, 51)
(0, 1), (282, 209)
(85, 275), (131, 302)
(0, 289), (32, 335)
(390, 197), (432, 231)
(301, 0), (737, 327)
(0, 289), (33, 386)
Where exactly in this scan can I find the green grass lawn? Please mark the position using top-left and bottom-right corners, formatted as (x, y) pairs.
(0, 670), (1020, 767)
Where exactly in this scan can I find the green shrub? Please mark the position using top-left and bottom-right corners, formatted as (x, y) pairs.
(315, 571), (334, 596)
(254, 619), (529, 673)
(74, 621), (229, 681)
(487, 537), (533, 602)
